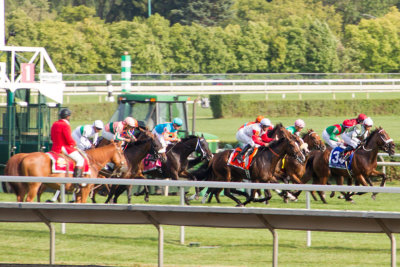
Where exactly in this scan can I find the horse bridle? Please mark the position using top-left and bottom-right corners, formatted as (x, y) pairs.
(378, 129), (394, 153)
(308, 131), (325, 151)
(195, 138), (209, 159)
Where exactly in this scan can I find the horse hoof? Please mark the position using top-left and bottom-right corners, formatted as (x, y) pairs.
(235, 204), (244, 207)
(144, 197), (149, 202)
(371, 194), (377, 200)
(283, 198), (289, 204)
(45, 200), (54, 203)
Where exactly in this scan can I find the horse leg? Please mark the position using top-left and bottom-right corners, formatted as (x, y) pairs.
(224, 188), (245, 207)
(112, 185), (127, 204)
(26, 183), (42, 202)
(370, 169), (387, 200)
(78, 185), (93, 203)
(105, 184), (118, 204)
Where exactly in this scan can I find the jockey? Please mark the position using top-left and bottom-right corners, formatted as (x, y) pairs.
(50, 108), (85, 178)
(237, 115), (265, 130)
(102, 117), (138, 143)
(152, 117), (183, 153)
(71, 120), (104, 150)
(340, 117), (373, 156)
(286, 119), (305, 136)
(322, 119), (353, 149)
(234, 118), (271, 163)
(347, 113), (368, 127)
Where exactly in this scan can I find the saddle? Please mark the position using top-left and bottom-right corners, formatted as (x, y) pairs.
(227, 147), (258, 170)
(46, 151), (91, 175)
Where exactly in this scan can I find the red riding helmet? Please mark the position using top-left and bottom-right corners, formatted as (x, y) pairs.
(342, 119), (354, 128)
(357, 113), (367, 123)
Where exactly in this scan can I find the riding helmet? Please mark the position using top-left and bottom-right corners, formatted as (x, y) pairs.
(173, 118), (183, 126)
(59, 108), (71, 119)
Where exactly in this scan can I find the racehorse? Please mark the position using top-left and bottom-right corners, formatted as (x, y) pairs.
(7, 142), (127, 203)
(274, 129), (326, 202)
(137, 135), (213, 204)
(302, 127), (395, 203)
(104, 128), (165, 204)
(197, 124), (305, 206)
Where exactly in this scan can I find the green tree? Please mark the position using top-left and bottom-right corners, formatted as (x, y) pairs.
(57, 5), (96, 23)
(155, 0), (234, 26)
(5, 0), (53, 21)
(344, 7), (400, 72)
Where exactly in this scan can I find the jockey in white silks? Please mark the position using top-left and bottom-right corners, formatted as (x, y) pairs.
(340, 117), (373, 156)
(71, 120), (104, 150)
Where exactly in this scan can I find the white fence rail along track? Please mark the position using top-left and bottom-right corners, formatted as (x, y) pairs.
(0, 176), (400, 267)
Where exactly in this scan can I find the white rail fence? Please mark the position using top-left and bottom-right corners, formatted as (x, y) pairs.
(1, 176), (400, 267)
(63, 78), (400, 96)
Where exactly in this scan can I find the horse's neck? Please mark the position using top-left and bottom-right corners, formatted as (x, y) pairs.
(86, 146), (115, 175)
(127, 142), (151, 163)
(172, 140), (196, 158)
(358, 137), (379, 163)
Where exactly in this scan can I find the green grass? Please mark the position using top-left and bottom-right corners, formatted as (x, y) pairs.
(1, 182), (400, 266)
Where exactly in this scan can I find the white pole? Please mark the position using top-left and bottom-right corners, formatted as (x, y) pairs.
(0, 0), (5, 46)
(306, 191), (311, 247)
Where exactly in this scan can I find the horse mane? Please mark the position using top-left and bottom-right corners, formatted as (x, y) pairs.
(180, 135), (198, 143)
(364, 127), (382, 146)
(301, 129), (314, 139)
(268, 123), (284, 138)
(258, 137), (285, 152)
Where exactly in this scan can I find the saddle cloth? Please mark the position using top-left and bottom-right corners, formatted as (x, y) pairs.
(227, 147), (258, 170)
(142, 154), (162, 173)
(328, 147), (354, 170)
(46, 151), (91, 175)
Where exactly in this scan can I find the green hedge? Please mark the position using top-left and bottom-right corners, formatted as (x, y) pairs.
(67, 103), (117, 122)
(209, 94), (241, 118)
(210, 97), (400, 118)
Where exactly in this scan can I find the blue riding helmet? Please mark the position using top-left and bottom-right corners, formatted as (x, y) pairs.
(173, 118), (183, 126)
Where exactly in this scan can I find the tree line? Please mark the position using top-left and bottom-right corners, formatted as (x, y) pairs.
(5, 0), (400, 74)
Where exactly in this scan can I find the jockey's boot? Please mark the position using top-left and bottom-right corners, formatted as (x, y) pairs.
(73, 167), (86, 189)
(340, 146), (353, 159)
(235, 145), (251, 163)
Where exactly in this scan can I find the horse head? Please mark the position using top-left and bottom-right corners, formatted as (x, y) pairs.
(196, 135), (213, 160)
(136, 128), (166, 162)
(303, 129), (326, 151)
(285, 135), (306, 164)
(369, 127), (395, 156)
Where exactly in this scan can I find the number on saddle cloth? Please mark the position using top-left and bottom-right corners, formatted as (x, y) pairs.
(328, 147), (354, 170)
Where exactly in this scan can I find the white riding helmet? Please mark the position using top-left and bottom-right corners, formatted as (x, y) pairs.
(295, 119), (305, 128)
(93, 120), (104, 130)
(363, 117), (373, 126)
(260, 118), (271, 126)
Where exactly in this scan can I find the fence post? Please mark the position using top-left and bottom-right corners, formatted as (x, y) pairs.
(106, 74), (114, 102)
(121, 52), (131, 93)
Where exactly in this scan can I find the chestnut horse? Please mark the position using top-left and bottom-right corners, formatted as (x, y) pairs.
(197, 124), (305, 206)
(104, 128), (164, 204)
(274, 129), (326, 202)
(7, 142), (127, 203)
(302, 127), (395, 203)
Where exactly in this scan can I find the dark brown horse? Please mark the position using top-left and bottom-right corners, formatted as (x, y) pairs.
(6, 142), (127, 203)
(138, 135), (214, 204)
(302, 127), (395, 203)
(197, 124), (305, 206)
(104, 128), (164, 204)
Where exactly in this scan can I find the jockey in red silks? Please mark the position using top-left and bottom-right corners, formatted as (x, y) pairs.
(235, 118), (272, 163)
(102, 117), (138, 144)
(347, 113), (368, 127)
(51, 108), (85, 178)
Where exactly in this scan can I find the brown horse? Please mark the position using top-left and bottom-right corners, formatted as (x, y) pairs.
(104, 128), (164, 204)
(137, 135), (214, 204)
(302, 127), (395, 203)
(274, 129), (326, 202)
(197, 124), (305, 206)
(8, 142), (127, 203)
